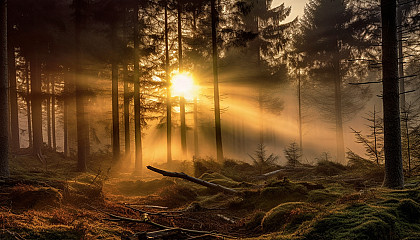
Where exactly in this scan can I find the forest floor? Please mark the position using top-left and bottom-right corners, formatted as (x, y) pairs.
(0, 149), (419, 240)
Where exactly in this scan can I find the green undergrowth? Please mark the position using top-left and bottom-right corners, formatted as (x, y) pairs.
(246, 187), (420, 240)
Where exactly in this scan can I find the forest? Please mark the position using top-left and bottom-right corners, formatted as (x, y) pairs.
(0, 0), (419, 239)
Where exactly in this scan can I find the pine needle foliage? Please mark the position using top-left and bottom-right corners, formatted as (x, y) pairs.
(284, 142), (302, 167)
(248, 143), (278, 174)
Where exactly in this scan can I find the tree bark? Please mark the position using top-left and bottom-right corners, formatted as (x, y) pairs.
(334, 41), (345, 164)
(178, 0), (187, 160)
(75, 0), (87, 172)
(211, 0), (224, 162)
(133, 3), (142, 173)
(63, 69), (69, 157)
(397, 4), (405, 110)
(298, 68), (303, 155)
(7, 43), (19, 152)
(30, 52), (43, 158)
(0, 0), (9, 177)
(147, 166), (237, 195)
(193, 97), (198, 157)
(25, 62), (32, 148)
(165, 1), (172, 164)
(51, 74), (56, 150)
(381, 0), (404, 188)
(46, 75), (52, 148)
(123, 62), (130, 160)
(111, 23), (120, 162)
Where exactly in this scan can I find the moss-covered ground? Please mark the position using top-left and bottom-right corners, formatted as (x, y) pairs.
(1, 150), (419, 239)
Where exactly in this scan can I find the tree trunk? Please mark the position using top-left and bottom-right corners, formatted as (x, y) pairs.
(75, 0), (87, 172)
(177, 0), (187, 160)
(0, 0), (9, 177)
(211, 0), (224, 162)
(193, 97), (198, 157)
(180, 96), (187, 160)
(25, 62), (32, 148)
(111, 23), (120, 162)
(46, 75), (52, 148)
(51, 75), (56, 150)
(63, 69), (69, 157)
(334, 42), (345, 164)
(298, 68), (303, 155)
(381, 0), (404, 189)
(8, 43), (19, 152)
(165, 1), (172, 164)
(30, 52), (43, 157)
(397, 4), (405, 110)
(133, 3), (142, 174)
(123, 63), (130, 160)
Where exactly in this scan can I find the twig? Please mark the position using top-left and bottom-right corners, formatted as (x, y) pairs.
(123, 204), (183, 217)
(93, 206), (233, 238)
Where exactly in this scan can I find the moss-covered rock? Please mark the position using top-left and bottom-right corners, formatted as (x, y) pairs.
(262, 202), (316, 233)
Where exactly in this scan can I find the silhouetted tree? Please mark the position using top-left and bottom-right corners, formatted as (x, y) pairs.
(211, 0), (224, 162)
(0, 0), (9, 177)
(381, 0), (404, 189)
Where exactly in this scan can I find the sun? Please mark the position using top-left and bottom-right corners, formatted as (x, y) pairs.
(171, 72), (196, 100)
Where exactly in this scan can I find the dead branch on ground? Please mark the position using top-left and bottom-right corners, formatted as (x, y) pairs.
(146, 166), (238, 195)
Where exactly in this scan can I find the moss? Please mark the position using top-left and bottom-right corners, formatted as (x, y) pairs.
(262, 202), (316, 233)
(304, 203), (399, 240)
(307, 189), (341, 203)
(158, 184), (198, 208)
(10, 185), (62, 211)
(315, 161), (347, 176)
(397, 199), (420, 223)
(245, 211), (266, 231)
(116, 178), (174, 196)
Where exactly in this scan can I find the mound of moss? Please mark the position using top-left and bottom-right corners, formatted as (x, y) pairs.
(116, 178), (174, 196)
(199, 172), (241, 188)
(229, 181), (309, 211)
(262, 202), (317, 233)
(304, 198), (420, 240)
(10, 185), (62, 211)
(307, 189), (341, 203)
(315, 161), (347, 176)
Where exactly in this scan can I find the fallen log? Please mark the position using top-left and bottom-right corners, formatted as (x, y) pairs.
(146, 166), (238, 195)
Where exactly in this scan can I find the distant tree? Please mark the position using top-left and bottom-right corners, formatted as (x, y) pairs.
(231, 0), (293, 143)
(401, 103), (419, 176)
(74, 0), (88, 172)
(284, 142), (302, 167)
(7, 26), (19, 152)
(211, 0), (224, 162)
(294, 0), (379, 163)
(381, 0), (404, 189)
(249, 143), (278, 174)
(350, 106), (384, 165)
(0, 0), (9, 177)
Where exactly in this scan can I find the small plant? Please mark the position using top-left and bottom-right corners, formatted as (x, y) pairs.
(350, 106), (384, 165)
(249, 143), (278, 174)
(315, 152), (332, 162)
(284, 142), (302, 167)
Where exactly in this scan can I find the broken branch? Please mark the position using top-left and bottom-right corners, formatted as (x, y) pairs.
(146, 166), (238, 195)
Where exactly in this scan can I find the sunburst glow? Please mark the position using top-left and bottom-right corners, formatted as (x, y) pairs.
(171, 72), (196, 100)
